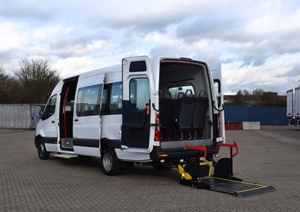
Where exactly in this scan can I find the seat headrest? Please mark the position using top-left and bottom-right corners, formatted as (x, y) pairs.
(198, 90), (205, 97)
(178, 92), (184, 99)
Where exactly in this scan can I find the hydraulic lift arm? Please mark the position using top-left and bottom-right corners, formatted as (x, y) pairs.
(178, 144), (211, 189)
(214, 141), (241, 180)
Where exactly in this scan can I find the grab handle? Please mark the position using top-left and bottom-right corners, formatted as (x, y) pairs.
(218, 141), (238, 158)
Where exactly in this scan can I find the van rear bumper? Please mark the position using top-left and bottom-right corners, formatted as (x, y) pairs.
(150, 146), (219, 160)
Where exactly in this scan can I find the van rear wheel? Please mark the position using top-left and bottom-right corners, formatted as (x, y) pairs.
(100, 147), (120, 175)
(38, 142), (50, 160)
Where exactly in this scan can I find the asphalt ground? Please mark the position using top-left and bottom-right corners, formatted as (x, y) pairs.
(0, 126), (299, 212)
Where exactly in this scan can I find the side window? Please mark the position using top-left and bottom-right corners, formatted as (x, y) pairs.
(110, 82), (122, 114)
(214, 80), (220, 94)
(214, 80), (221, 107)
(129, 78), (150, 110)
(101, 85), (108, 114)
(42, 95), (57, 120)
(76, 84), (102, 116)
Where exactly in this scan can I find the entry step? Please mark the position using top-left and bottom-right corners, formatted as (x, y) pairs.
(53, 154), (78, 159)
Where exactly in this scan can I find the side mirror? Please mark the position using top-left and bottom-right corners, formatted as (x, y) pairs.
(38, 109), (43, 118)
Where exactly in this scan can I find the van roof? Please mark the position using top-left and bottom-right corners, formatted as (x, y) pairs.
(62, 64), (121, 81)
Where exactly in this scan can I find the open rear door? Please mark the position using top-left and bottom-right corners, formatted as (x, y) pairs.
(121, 56), (153, 151)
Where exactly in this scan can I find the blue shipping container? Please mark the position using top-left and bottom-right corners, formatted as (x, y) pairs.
(224, 105), (286, 125)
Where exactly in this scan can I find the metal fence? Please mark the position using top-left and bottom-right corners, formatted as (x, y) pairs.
(0, 104), (287, 129)
(224, 105), (286, 125)
(0, 104), (43, 129)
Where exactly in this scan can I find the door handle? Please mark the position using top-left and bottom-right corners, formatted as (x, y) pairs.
(51, 120), (55, 123)
(74, 119), (78, 122)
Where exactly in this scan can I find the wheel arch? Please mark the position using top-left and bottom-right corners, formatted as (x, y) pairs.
(100, 138), (121, 153)
(35, 135), (43, 149)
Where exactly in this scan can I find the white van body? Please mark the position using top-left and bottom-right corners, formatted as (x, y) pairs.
(295, 87), (300, 127)
(286, 89), (294, 126)
(35, 56), (225, 175)
(288, 87), (300, 127)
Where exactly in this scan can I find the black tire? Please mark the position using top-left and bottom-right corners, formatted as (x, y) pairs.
(100, 147), (120, 176)
(37, 142), (50, 160)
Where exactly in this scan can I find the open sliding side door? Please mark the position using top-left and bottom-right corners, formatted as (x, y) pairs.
(72, 73), (105, 156)
(121, 56), (154, 151)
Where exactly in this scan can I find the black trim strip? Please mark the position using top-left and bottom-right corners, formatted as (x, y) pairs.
(42, 137), (57, 144)
(73, 138), (99, 148)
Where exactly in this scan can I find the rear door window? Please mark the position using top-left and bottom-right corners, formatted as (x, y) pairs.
(129, 78), (150, 109)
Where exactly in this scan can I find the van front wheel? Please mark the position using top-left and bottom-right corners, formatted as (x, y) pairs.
(38, 142), (50, 160)
(100, 147), (120, 176)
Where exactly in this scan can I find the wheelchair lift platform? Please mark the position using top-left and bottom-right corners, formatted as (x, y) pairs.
(177, 142), (276, 198)
(200, 176), (276, 198)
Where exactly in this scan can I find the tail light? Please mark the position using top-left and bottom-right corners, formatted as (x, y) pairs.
(154, 113), (160, 141)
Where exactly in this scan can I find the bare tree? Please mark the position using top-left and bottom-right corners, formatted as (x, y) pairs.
(227, 88), (285, 107)
(14, 58), (60, 104)
(0, 67), (15, 103)
(252, 88), (264, 95)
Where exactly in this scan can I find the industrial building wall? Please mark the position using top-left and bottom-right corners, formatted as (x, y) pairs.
(0, 104), (42, 129)
(224, 105), (286, 125)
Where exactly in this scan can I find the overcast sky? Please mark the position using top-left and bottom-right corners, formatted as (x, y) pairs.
(1, 0), (299, 95)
